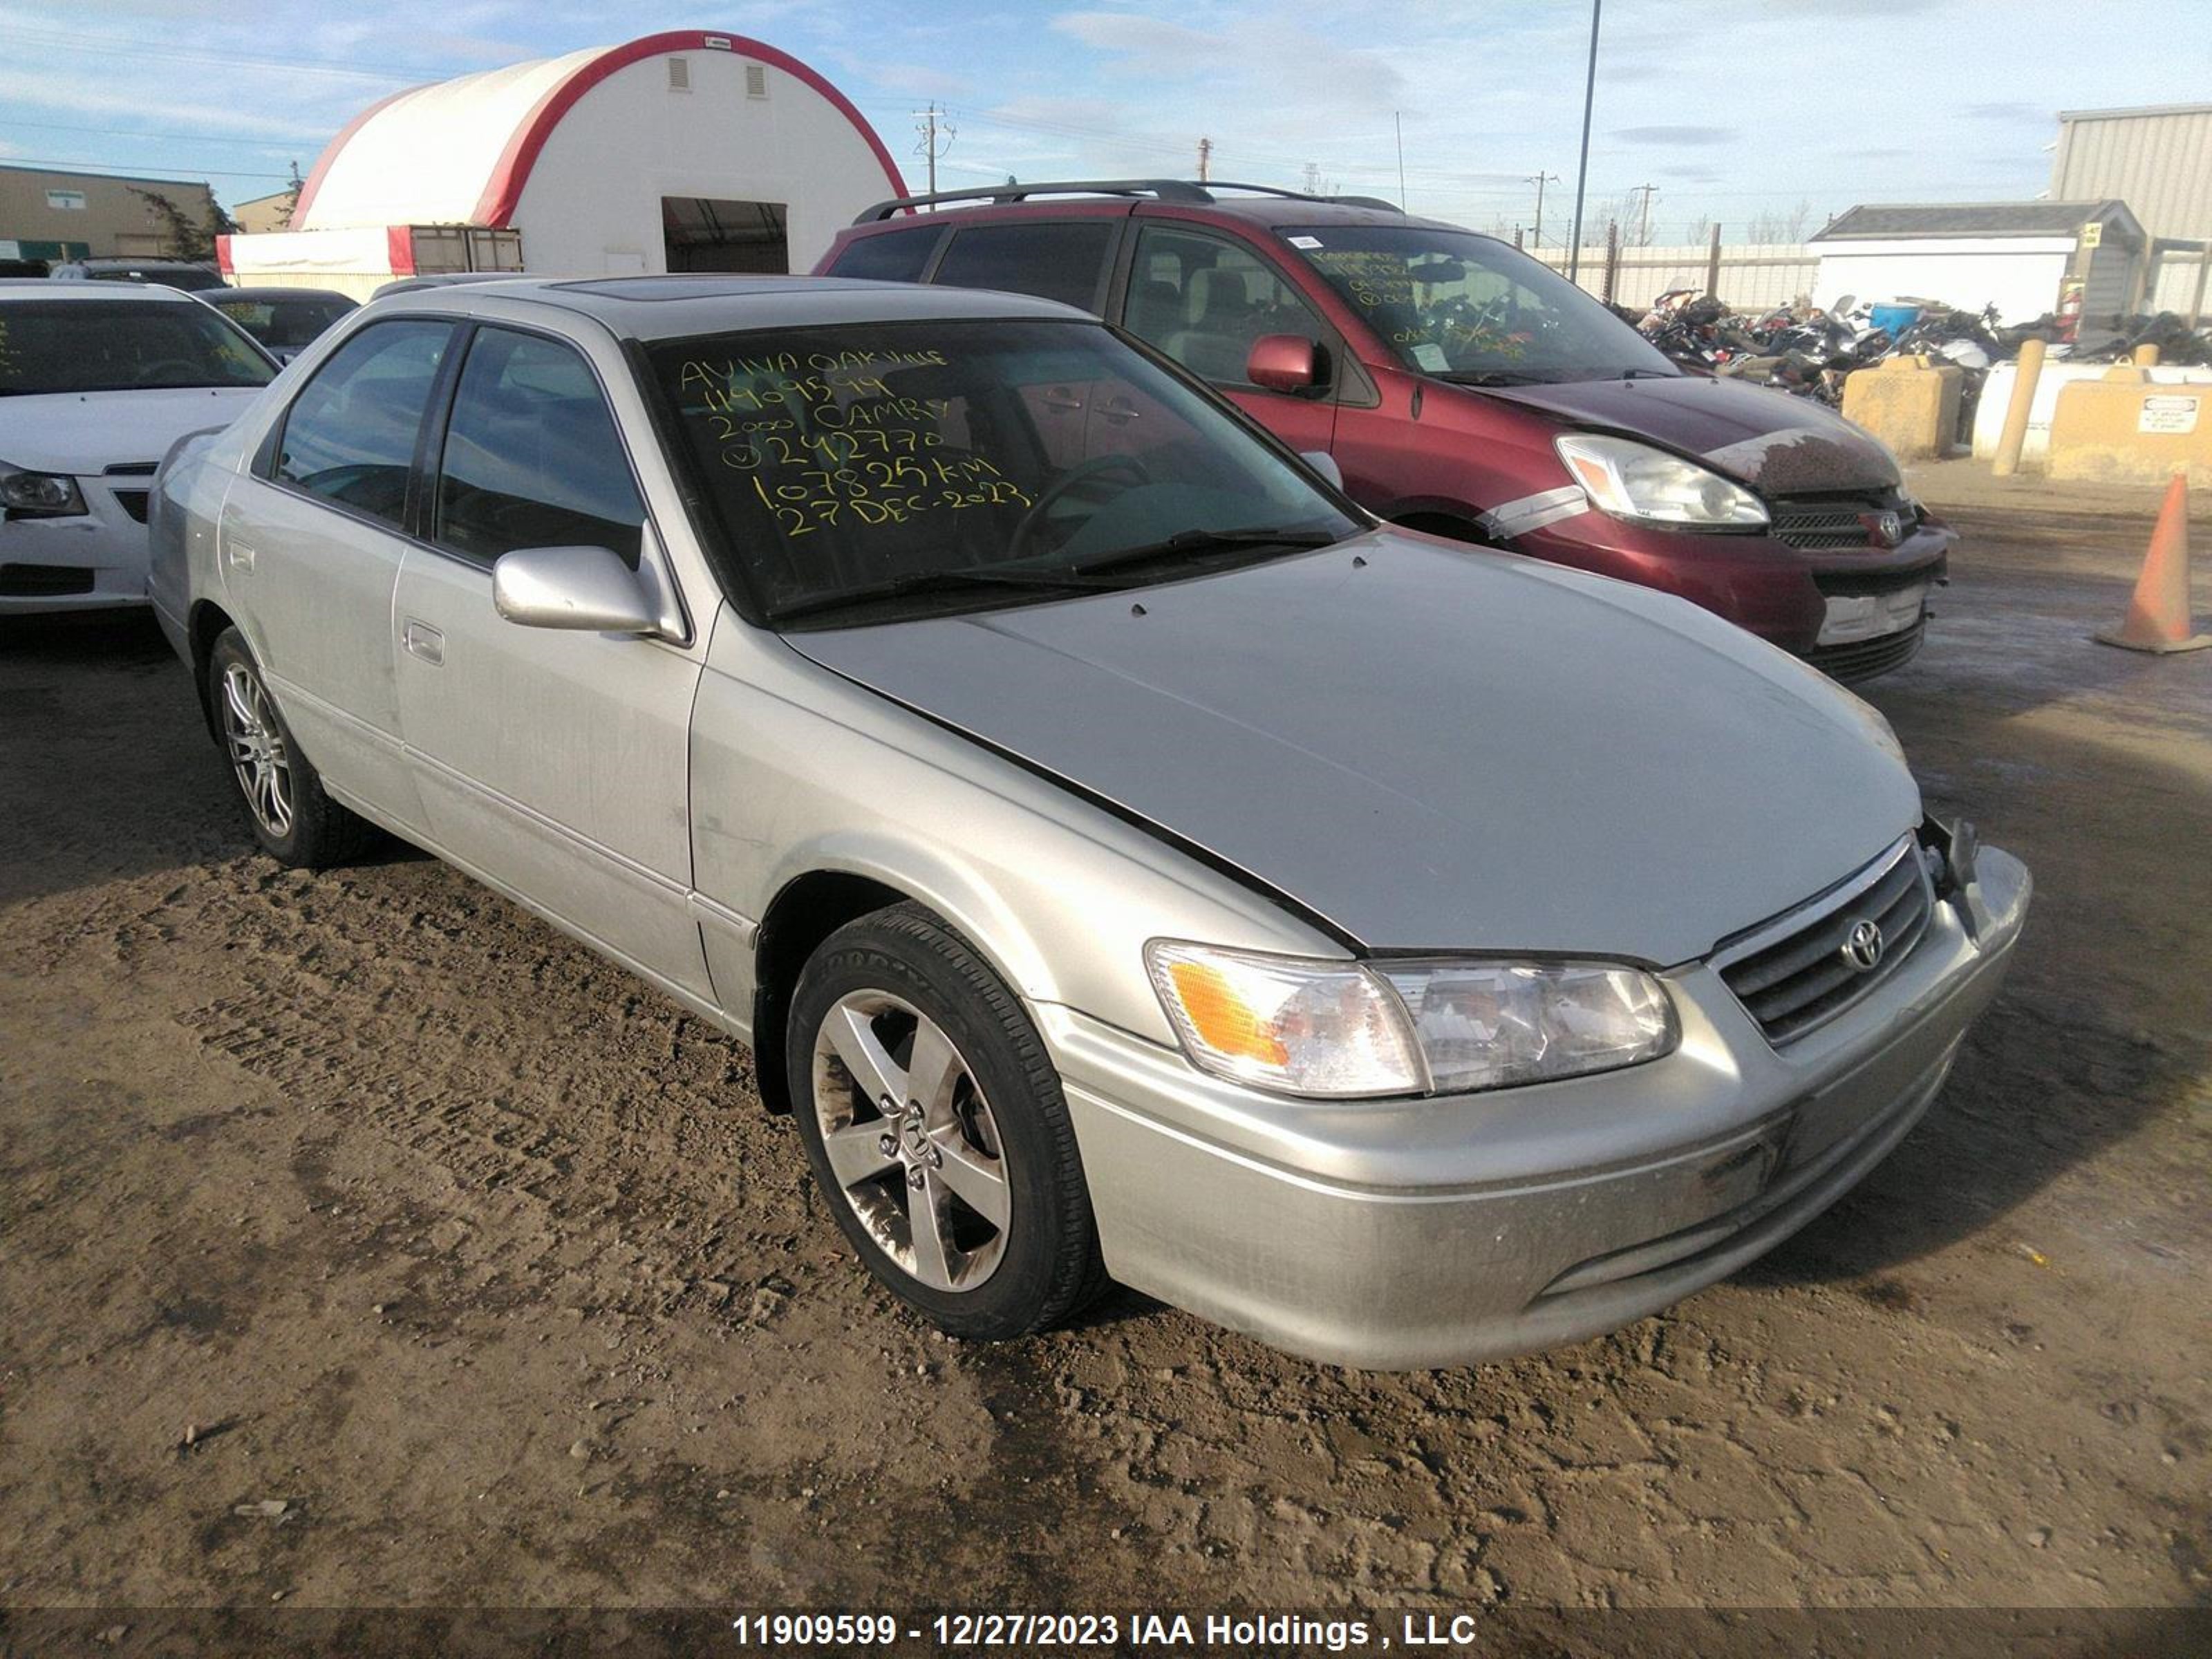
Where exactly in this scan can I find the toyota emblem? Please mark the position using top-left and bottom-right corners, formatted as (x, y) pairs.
(1841, 919), (1886, 973)
(1866, 509), (1904, 548)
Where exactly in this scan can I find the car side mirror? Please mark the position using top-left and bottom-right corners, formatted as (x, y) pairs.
(1247, 333), (1321, 394)
(1299, 450), (1344, 490)
(492, 545), (655, 633)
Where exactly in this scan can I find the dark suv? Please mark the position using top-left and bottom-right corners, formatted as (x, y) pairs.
(816, 180), (1952, 682)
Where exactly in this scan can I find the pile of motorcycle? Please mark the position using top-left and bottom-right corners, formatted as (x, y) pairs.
(1633, 288), (2212, 445)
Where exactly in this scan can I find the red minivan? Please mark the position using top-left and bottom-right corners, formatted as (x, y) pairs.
(815, 180), (1952, 682)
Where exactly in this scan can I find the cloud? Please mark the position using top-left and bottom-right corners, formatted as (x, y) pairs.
(1962, 102), (2046, 122)
(1053, 12), (1218, 59)
(1050, 8), (1405, 109)
(1611, 125), (1741, 147)
(0, 71), (330, 140)
(860, 60), (978, 102)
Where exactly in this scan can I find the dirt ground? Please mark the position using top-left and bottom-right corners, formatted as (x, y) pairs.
(2, 459), (2208, 1636)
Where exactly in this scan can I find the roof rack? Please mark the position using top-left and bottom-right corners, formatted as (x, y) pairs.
(852, 178), (1404, 225)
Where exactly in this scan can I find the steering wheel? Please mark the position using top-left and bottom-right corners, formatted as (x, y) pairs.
(1005, 452), (1152, 561)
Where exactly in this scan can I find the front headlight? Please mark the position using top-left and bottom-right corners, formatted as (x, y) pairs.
(1555, 433), (1768, 529)
(1145, 941), (1677, 1100)
(0, 465), (87, 519)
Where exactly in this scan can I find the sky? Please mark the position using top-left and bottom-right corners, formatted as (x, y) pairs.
(3, 0), (2208, 248)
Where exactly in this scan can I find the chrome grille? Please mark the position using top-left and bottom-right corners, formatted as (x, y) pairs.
(1714, 836), (1934, 1044)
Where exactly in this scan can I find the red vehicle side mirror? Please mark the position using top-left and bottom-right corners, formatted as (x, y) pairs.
(1246, 333), (1320, 394)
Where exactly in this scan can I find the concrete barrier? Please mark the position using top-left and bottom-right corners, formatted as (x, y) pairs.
(2048, 368), (2212, 485)
(1972, 361), (2212, 465)
(1840, 356), (1962, 462)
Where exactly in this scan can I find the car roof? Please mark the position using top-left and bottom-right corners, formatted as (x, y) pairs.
(61, 256), (215, 270)
(207, 285), (357, 304)
(846, 185), (1465, 239)
(0, 279), (203, 303)
(368, 274), (1098, 341)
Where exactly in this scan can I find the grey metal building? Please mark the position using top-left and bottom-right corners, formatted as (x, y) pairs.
(2052, 104), (2212, 241)
(2052, 104), (2212, 317)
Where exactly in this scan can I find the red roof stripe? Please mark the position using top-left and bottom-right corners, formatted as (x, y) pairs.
(292, 84), (416, 227)
(469, 30), (908, 227)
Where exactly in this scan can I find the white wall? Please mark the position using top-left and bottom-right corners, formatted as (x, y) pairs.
(513, 49), (898, 277)
(1812, 237), (2074, 325)
(2147, 244), (2212, 315)
(220, 225), (398, 301)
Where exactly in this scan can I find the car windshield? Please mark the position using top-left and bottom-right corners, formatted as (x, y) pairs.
(0, 299), (274, 393)
(1286, 225), (1676, 384)
(646, 318), (1358, 627)
(212, 296), (353, 351)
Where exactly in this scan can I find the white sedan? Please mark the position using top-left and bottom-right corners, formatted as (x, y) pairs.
(0, 280), (274, 614)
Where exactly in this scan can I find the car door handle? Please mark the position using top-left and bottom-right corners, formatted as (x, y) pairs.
(402, 619), (444, 666)
(1099, 398), (1141, 425)
(1041, 388), (1084, 413)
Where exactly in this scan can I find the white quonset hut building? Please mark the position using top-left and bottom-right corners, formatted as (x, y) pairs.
(218, 30), (906, 296)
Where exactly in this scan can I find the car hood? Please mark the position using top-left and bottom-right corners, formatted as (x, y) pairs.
(1477, 374), (1902, 496)
(786, 530), (1920, 964)
(0, 388), (261, 474)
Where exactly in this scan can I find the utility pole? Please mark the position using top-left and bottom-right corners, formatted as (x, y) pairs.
(1630, 182), (1658, 246)
(1197, 136), (1212, 182)
(913, 104), (955, 199)
(1566, 0), (1602, 280)
(1394, 111), (1407, 209)
(1526, 171), (1559, 247)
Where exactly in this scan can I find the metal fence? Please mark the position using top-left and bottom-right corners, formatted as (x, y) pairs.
(1521, 240), (1819, 314)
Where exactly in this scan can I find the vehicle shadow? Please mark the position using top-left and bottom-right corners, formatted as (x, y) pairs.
(0, 610), (424, 908)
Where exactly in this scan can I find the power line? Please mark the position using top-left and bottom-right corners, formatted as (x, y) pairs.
(0, 25), (440, 84)
(0, 118), (313, 150)
(0, 156), (293, 180)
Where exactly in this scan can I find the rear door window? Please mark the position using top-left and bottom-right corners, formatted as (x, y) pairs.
(931, 223), (1114, 312)
(272, 318), (452, 528)
(431, 326), (646, 568)
(826, 226), (943, 284)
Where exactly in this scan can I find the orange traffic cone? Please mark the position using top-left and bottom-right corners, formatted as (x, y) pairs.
(2095, 471), (2211, 653)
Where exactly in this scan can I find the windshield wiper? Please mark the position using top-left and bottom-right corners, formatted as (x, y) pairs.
(770, 527), (1343, 625)
(1433, 368), (1558, 386)
(770, 564), (1119, 624)
(1066, 524), (1342, 578)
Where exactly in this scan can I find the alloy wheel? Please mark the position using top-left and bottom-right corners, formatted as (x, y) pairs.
(810, 991), (1011, 1292)
(220, 663), (294, 840)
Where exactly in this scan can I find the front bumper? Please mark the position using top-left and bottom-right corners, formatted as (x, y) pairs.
(1044, 844), (2029, 1369)
(1517, 509), (1953, 665)
(0, 478), (154, 615)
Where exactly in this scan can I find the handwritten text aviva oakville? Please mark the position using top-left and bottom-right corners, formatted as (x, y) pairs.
(677, 348), (1033, 537)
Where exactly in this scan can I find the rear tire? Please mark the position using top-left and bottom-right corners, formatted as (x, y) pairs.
(787, 902), (1109, 1340)
(207, 627), (375, 869)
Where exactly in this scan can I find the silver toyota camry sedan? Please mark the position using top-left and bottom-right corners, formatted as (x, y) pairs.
(151, 276), (2030, 1369)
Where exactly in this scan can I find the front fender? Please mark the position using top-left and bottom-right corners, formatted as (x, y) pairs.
(689, 608), (1342, 1044)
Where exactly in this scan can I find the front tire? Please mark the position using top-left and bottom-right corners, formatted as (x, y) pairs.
(787, 903), (1109, 1340)
(207, 628), (373, 869)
